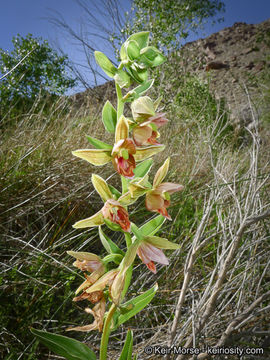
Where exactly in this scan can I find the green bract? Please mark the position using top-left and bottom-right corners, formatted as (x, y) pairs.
(94, 51), (117, 78)
(102, 100), (117, 133)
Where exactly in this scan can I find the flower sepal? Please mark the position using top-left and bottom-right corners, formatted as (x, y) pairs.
(92, 174), (113, 202)
(73, 210), (104, 229)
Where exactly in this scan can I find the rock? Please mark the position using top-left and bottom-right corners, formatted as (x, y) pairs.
(203, 41), (216, 49)
(245, 61), (255, 70)
(243, 47), (254, 55)
(205, 47), (216, 60)
(205, 61), (230, 71)
(253, 61), (265, 72)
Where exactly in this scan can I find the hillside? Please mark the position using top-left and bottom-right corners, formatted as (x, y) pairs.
(177, 18), (270, 128)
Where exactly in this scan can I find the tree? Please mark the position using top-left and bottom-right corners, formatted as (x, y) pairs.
(113, 0), (225, 54)
(0, 34), (76, 117)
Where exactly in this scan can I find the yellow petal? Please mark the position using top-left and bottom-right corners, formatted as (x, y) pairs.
(134, 145), (165, 162)
(67, 251), (101, 262)
(110, 271), (126, 305)
(129, 184), (148, 198)
(73, 210), (104, 229)
(75, 278), (91, 294)
(128, 175), (151, 198)
(131, 96), (155, 121)
(118, 192), (136, 206)
(145, 236), (181, 249)
(72, 149), (112, 166)
(86, 269), (119, 293)
(153, 157), (170, 187)
(155, 182), (184, 194)
(115, 115), (129, 143)
(92, 174), (113, 202)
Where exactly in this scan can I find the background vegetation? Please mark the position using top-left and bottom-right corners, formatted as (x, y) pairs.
(1, 2), (270, 359)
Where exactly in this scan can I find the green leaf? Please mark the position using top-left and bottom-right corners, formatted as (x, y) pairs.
(108, 184), (122, 199)
(128, 32), (150, 50)
(122, 253), (134, 298)
(123, 79), (154, 102)
(126, 40), (140, 60)
(140, 46), (166, 67)
(86, 136), (113, 150)
(114, 69), (132, 88)
(119, 330), (133, 360)
(125, 66), (148, 84)
(131, 223), (143, 241)
(133, 158), (153, 178)
(94, 51), (117, 78)
(99, 227), (124, 256)
(140, 215), (166, 236)
(111, 284), (158, 331)
(102, 100), (117, 133)
(31, 328), (96, 360)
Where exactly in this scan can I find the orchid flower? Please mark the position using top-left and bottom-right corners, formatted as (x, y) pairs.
(66, 251), (107, 332)
(73, 174), (132, 232)
(72, 115), (164, 178)
(67, 297), (106, 332)
(67, 251), (105, 303)
(136, 235), (181, 274)
(131, 96), (168, 146)
(145, 158), (184, 220)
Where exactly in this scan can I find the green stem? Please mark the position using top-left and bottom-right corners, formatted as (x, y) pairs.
(121, 175), (128, 194)
(115, 82), (124, 121)
(125, 232), (132, 248)
(99, 304), (116, 360)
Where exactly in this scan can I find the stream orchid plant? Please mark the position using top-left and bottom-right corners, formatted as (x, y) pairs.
(32, 31), (183, 360)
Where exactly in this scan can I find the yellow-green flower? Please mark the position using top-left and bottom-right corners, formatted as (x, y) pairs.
(131, 96), (168, 146)
(72, 114), (164, 178)
(145, 158), (183, 220)
(73, 174), (132, 232)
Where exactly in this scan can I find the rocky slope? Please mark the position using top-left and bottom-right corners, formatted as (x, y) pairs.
(176, 18), (270, 128)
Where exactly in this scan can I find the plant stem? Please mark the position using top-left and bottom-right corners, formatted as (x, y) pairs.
(125, 232), (132, 247)
(115, 83), (124, 121)
(99, 303), (117, 360)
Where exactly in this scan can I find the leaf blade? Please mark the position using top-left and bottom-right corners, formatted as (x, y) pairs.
(111, 284), (158, 330)
(86, 136), (113, 150)
(102, 100), (117, 133)
(31, 328), (96, 360)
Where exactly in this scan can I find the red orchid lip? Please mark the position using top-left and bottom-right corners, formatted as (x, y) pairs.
(102, 200), (131, 232)
(112, 138), (136, 178)
(113, 155), (135, 179)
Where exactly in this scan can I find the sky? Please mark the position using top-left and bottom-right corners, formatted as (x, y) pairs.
(0, 0), (270, 94)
